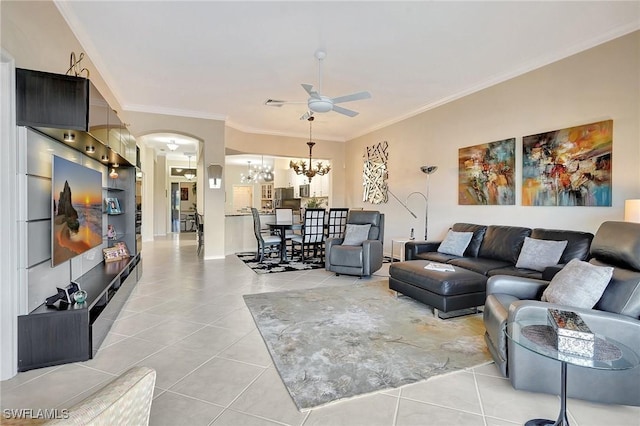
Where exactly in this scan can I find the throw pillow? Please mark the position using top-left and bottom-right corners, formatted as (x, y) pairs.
(515, 237), (568, 272)
(437, 230), (473, 256)
(342, 224), (372, 246)
(541, 258), (613, 308)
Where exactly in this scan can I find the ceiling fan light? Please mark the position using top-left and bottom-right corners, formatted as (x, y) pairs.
(308, 98), (333, 113)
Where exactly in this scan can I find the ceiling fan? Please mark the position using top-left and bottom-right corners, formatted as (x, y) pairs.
(265, 49), (372, 119)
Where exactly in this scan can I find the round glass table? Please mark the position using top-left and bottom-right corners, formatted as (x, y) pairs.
(507, 313), (639, 426)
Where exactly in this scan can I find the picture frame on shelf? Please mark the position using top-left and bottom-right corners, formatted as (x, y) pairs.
(104, 197), (121, 214)
(102, 241), (130, 263)
(107, 224), (117, 240)
(114, 241), (130, 258)
(102, 246), (122, 262)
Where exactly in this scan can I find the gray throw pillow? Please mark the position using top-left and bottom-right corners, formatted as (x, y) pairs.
(437, 230), (473, 256)
(342, 224), (372, 246)
(541, 258), (613, 308)
(516, 237), (568, 271)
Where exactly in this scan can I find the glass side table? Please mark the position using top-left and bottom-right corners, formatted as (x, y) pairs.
(507, 313), (639, 426)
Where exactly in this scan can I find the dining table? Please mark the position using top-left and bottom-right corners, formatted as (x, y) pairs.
(264, 220), (302, 261)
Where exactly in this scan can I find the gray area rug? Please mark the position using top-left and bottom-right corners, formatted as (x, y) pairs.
(244, 281), (491, 411)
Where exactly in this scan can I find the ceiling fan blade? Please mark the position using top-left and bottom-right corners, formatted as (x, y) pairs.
(332, 105), (359, 117)
(299, 111), (314, 120)
(264, 99), (287, 107)
(301, 83), (320, 99)
(331, 91), (372, 104)
(264, 99), (306, 108)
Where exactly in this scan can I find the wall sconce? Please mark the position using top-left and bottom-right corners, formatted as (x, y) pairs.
(624, 199), (640, 223)
(208, 164), (223, 189)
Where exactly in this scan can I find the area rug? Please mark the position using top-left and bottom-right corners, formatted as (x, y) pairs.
(243, 281), (491, 410)
(237, 253), (325, 274)
(238, 253), (393, 275)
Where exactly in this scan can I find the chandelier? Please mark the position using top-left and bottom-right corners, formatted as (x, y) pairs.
(240, 157), (273, 184)
(257, 156), (273, 182)
(289, 116), (331, 183)
(240, 161), (257, 183)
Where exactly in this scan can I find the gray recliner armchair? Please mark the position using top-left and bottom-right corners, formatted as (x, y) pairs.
(483, 221), (640, 406)
(325, 210), (384, 277)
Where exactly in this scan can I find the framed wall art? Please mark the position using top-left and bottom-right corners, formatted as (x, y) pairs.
(181, 187), (189, 201)
(458, 138), (515, 205)
(522, 120), (612, 206)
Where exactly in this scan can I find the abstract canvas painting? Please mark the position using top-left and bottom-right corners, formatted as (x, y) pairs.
(522, 120), (612, 206)
(458, 138), (515, 205)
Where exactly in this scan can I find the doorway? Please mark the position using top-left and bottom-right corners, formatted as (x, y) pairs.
(171, 182), (180, 232)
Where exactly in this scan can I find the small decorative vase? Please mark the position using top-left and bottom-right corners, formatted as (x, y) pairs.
(73, 290), (87, 304)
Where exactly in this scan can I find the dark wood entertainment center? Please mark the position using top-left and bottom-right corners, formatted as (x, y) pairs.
(15, 68), (143, 371)
(17, 254), (141, 371)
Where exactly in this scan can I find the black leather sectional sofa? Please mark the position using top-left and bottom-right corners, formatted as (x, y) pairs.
(389, 223), (594, 313)
(484, 221), (640, 406)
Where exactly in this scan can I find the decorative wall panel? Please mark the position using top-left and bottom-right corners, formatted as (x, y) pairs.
(363, 141), (388, 204)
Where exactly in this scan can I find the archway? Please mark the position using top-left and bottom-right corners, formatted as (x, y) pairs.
(136, 132), (203, 239)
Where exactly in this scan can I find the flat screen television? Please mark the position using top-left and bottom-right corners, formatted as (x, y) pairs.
(51, 155), (103, 267)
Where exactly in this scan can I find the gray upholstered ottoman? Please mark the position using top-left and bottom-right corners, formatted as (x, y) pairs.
(389, 260), (487, 317)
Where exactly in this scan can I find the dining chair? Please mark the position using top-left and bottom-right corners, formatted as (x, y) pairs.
(327, 208), (349, 239)
(291, 208), (326, 262)
(275, 208), (294, 222)
(251, 207), (281, 262)
(194, 212), (204, 255)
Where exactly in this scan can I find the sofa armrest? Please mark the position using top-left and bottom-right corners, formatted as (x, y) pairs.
(324, 237), (343, 269)
(362, 239), (383, 275)
(405, 241), (441, 260)
(486, 275), (549, 300)
(47, 366), (156, 425)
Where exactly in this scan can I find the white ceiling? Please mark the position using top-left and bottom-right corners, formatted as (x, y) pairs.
(56, 1), (640, 145)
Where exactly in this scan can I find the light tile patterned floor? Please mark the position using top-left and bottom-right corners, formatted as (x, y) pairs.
(2, 234), (638, 425)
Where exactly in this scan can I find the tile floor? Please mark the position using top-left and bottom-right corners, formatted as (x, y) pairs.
(1, 234), (638, 426)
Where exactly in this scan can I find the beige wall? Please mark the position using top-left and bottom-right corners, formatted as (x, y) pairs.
(225, 126), (346, 207)
(3, 0), (639, 252)
(2, 1), (228, 258)
(1, 0), (122, 115)
(126, 111), (226, 259)
(347, 31), (640, 246)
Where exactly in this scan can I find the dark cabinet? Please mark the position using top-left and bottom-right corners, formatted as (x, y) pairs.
(16, 68), (89, 130)
(15, 68), (135, 168)
(17, 254), (141, 371)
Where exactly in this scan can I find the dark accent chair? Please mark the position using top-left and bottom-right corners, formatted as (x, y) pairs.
(251, 207), (281, 262)
(325, 210), (384, 277)
(483, 221), (640, 406)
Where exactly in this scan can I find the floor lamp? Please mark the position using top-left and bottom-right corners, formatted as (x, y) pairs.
(420, 165), (438, 241)
(388, 165), (438, 241)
